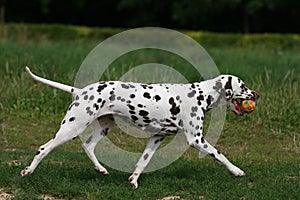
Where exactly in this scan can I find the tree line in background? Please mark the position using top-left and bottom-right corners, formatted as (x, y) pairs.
(0, 0), (299, 33)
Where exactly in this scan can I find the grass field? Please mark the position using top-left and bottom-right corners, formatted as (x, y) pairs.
(0, 25), (299, 199)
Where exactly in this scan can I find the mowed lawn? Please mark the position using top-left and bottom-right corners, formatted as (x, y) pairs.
(0, 35), (299, 200)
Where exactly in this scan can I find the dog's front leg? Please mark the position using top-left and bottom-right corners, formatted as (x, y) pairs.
(186, 131), (245, 176)
(128, 135), (165, 188)
(202, 140), (245, 176)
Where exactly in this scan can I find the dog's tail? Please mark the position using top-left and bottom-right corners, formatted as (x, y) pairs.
(25, 67), (80, 95)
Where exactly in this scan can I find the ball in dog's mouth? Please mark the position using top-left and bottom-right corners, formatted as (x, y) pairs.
(232, 99), (256, 116)
(232, 99), (244, 115)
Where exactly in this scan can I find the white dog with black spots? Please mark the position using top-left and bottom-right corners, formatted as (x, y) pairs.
(21, 67), (259, 188)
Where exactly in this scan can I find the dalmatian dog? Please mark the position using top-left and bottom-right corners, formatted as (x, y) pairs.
(21, 67), (259, 188)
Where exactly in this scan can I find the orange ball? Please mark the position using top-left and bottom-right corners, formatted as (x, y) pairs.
(241, 100), (256, 112)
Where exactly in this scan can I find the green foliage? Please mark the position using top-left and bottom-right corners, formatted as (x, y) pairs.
(0, 23), (123, 42)
(1, 23), (300, 49)
(185, 31), (300, 49)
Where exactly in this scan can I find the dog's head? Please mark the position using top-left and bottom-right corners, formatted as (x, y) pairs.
(213, 75), (259, 116)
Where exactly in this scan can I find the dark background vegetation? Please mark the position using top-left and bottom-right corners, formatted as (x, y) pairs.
(1, 0), (300, 33)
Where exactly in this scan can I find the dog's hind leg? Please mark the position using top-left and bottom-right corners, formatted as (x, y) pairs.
(128, 135), (165, 188)
(82, 115), (114, 175)
(21, 113), (89, 177)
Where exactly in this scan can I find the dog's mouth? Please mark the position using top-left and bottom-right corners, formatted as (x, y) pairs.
(232, 98), (245, 116)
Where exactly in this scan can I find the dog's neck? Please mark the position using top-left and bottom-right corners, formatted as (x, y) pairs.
(198, 78), (228, 111)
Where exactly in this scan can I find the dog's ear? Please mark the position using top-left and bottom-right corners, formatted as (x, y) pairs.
(224, 76), (233, 100)
(219, 88), (232, 100)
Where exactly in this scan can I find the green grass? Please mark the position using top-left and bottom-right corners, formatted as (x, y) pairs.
(0, 150), (299, 200)
(0, 26), (300, 199)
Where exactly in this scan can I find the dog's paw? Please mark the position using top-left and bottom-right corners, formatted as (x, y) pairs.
(128, 175), (139, 189)
(20, 167), (31, 177)
(94, 166), (109, 175)
(230, 166), (245, 177)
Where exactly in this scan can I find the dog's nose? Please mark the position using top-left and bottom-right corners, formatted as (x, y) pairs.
(255, 92), (260, 100)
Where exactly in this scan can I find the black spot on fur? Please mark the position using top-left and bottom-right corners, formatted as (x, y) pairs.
(129, 110), (135, 114)
(224, 76), (232, 90)
(141, 84), (148, 89)
(143, 119), (151, 123)
(139, 110), (149, 117)
(144, 153), (149, 160)
(86, 136), (93, 144)
(69, 117), (75, 122)
(109, 93), (116, 101)
(74, 102), (80, 107)
(187, 90), (196, 98)
(191, 106), (198, 112)
(97, 98), (102, 103)
(143, 92), (151, 99)
(89, 95), (94, 101)
(169, 97), (175, 104)
(137, 104), (144, 108)
(84, 95), (88, 100)
(128, 104), (135, 110)
(154, 95), (161, 102)
(97, 84), (107, 93)
(206, 95), (213, 106)
(93, 103), (99, 110)
(130, 94), (135, 98)
(86, 107), (93, 116)
(154, 138), (164, 144)
(197, 95), (204, 105)
(190, 113), (196, 117)
(201, 137), (205, 144)
(100, 100), (106, 108)
(169, 97), (180, 115)
(68, 104), (74, 111)
(170, 106), (180, 115)
(178, 119), (183, 127)
(121, 84), (130, 89)
(131, 115), (138, 121)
